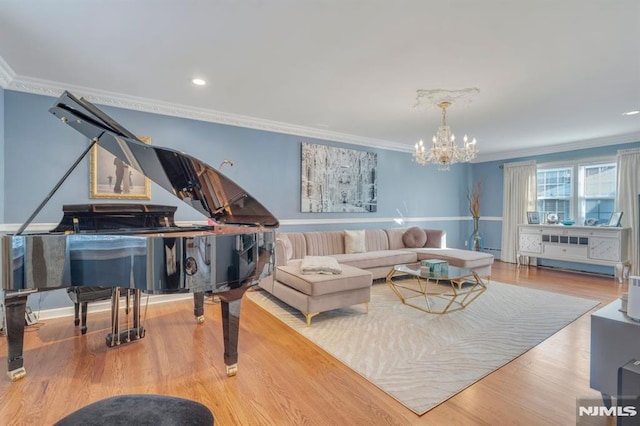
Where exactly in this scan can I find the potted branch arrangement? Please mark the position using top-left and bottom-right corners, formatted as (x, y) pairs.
(467, 181), (483, 251)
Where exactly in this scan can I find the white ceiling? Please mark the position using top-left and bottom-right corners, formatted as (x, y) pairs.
(1, 0), (639, 161)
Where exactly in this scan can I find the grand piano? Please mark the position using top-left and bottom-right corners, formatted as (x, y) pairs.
(0, 91), (279, 381)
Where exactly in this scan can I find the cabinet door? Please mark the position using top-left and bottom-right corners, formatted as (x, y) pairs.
(519, 233), (541, 253)
(589, 237), (619, 261)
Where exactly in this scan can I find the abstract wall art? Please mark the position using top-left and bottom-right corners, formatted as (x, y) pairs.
(301, 142), (377, 213)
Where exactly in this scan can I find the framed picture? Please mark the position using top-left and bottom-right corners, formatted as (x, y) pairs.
(607, 211), (623, 227)
(527, 211), (540, 224)
(300, 142), (377, 213)
(90, 136), (151, 200)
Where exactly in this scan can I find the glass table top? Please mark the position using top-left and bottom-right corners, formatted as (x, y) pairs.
(392, 263), (474, 280)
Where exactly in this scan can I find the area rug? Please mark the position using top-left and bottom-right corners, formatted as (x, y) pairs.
(246, 280), (599, 415)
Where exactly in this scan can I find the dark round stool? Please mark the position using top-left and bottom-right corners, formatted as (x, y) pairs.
(54, 394), (214, 426)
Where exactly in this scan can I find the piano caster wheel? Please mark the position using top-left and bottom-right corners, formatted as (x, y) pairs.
(81, 326), (87, 335)
(226, 364), (238, 377)
(74, 319), (80, 326)
(196, 315), (205, 324)
(7, 367), (26, 382)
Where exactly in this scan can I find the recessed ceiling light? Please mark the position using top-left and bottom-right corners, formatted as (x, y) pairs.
(622, 110), (640, 116)
(192, 78), (207, 86)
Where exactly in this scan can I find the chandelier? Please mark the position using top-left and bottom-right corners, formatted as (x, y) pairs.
(413, 101), (478, 171)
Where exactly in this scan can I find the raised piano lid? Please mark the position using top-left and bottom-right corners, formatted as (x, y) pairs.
(49, 91), (278, 228)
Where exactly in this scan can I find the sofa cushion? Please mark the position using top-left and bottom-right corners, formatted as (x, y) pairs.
(277, 260), (372, 296)
(345, 229), (366, 254)
(304, 231), (345, 256)
(280, 232), (307, 260)
(300, 256), (342, 275)
(385, 228), (408, 250)
(385, 228), (446, 249)
(402, 227), (427, 248)
(410, 248), (494, 269)
(365, 229), (389, 251)
(332, 250), (417, 270)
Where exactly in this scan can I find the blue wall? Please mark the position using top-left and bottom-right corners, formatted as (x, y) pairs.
(3, 91), (471, 245)
(7, 90), (638, 257)
(3, 90), (476, 310)
(5, 89), (638, 309)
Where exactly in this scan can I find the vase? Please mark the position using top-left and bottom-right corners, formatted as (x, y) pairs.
(468, 216), (483, 251)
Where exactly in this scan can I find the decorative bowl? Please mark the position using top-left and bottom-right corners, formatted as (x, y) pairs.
(561, 220), (575, 226)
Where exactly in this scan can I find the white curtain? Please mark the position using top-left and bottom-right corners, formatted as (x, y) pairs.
(501, 160), (537, 263)
(616, 148), (640, 275)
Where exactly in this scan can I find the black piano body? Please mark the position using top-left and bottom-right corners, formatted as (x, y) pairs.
(1, 91), (279, 381)
(55, 203), (181, 335)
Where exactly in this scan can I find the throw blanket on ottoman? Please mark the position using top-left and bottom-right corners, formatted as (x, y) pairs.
(300, 256), (342, 275)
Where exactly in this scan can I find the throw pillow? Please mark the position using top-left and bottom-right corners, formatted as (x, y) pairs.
(344, 229), (366, 254)
(300, 256), (342, 275)
(402, 227), (427, 248)
(280, 237), (293, 261)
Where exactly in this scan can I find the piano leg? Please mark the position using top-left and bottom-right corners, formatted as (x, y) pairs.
(193, 292), (205, 324)
(4, 294), (28, 381)
(107, 287), (121, 346)
(220, 298), (242, 377)
(106, 289), (145, 347)
(80, 301), (89, 334)
(131, 289), (144, 340)
(73, 301), (80, 326)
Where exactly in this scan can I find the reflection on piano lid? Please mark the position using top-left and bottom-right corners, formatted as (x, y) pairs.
(48, 91), (279, 229)
(51, 203), (178, 233)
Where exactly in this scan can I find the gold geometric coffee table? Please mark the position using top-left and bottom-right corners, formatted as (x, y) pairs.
(386, 263), (487, 314)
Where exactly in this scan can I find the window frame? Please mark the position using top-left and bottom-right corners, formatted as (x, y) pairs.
(537, 156), (617, 225)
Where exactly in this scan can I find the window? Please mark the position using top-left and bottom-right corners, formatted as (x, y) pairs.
(581, 163), (616, 224)
(537, 158), (616, 225)
(537, 167), (572, 221)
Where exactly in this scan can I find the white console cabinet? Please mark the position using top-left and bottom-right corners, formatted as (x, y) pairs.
(517, 224), (630, 282)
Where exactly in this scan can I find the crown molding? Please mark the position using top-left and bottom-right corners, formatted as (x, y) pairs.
(0, 58), (408, 153)
(475, 131), (640, 163)
(0, 56), (15, 88)
(2, 57), (637, 160)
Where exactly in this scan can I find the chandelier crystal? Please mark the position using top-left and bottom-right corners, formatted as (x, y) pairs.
(413, 101), (478, 171)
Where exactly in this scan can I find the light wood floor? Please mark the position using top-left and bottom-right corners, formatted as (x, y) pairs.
(0, 261), (626, 425)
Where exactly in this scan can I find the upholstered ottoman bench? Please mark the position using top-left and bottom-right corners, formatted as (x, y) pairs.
(269, 258), (373, 326)
(411, 248), (494, 279)
(54, 394), (214, 425)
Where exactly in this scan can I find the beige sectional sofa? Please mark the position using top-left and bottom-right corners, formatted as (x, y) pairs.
(258, 227), (494, 325)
